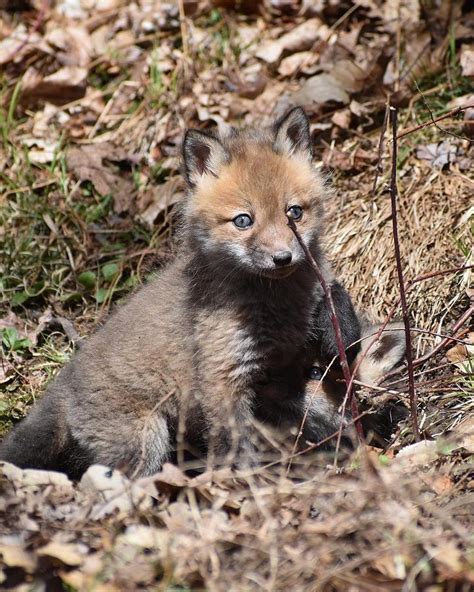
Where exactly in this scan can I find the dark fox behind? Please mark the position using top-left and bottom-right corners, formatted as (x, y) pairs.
(0, 107), (364, 479)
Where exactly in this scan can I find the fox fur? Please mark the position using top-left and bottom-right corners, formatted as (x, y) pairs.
(0, 107), (362, 478)
(258, 318), (407, 449)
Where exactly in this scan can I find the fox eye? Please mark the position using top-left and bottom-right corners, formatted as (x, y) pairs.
(233, 214), (253, 229)
(308, 366), (323, 381)
(287, 205), (303, 221)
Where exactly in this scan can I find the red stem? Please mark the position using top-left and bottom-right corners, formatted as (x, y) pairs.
(389, 106), (420, 441)
(287, 218), (364, 441)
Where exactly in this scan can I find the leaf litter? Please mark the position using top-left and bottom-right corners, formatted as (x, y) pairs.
(0, 0), (473, 589)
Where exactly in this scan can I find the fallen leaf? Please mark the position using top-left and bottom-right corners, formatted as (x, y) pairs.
(446, 343), (469, 364)
(292, 73), (350, 107)
(454, 417), (474, 453)
(331, 108), (351, 129)
(0, 542), (37, 572)
(21, 66), (88, 106)
(429, 474), (454, 495)
(22, 137), (59, 164)
(139, 176), (185, 227)
(37, 542), (83, 567)
(66, 143), (137, 214)
(416, 141), (457, 168)
(45, 26), (93, 68)
(227, 66), (267, 99)
(395, 440), (439, 467)
(460, 44), (474, 77)
(278, 51), (318, 77)
(256, 18), (323, 64)
(383, 0), (421, 32)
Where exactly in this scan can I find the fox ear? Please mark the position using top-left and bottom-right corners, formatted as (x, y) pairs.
(182, 130), (230, 187)
(356, 322), (406, 385)
(273, 106), (312, 160)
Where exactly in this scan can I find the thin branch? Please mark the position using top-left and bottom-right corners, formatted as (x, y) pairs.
(412, 80), (471, 142)
(396, 105), (474, 140)
(389, 106), (420, 441)
(382, 305), (474, 382)
(287, 217), (364, 442)
(372, 100), (390, 197)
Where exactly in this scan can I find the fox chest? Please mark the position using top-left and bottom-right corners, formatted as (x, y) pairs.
(195, 299), (312, 385)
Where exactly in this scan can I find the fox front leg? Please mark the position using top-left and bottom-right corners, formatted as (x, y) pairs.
(191, 313), (258, 468)
(310, 280), (361, 368)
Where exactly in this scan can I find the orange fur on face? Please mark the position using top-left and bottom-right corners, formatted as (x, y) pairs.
(188, 144), (326, 273)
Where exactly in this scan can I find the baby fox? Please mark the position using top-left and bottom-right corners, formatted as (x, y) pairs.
(258, 318), (407, 449)
(0, 107), (360, 478)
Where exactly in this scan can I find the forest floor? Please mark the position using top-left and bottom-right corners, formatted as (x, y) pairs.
(0, 1), (473, 590)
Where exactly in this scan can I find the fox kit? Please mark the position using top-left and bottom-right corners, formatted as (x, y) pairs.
(259, 319), (407, 448)
(0, 107), (360, 478)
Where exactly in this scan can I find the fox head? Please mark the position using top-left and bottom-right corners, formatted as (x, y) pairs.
(304, 320), (407, 433)
(182, 107), (326, 278)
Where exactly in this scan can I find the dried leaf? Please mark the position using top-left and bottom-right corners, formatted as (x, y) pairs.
(416, 141), (457, 168)
(66, 143), (137, 214)
(278, 51), (317, 77)
(22, 137), (59, 164)
(37, 542), (83, 567)
(395, 440), (439, 467)
(139, 177), (185, 227)
(256, 18), (323, 64)
(460, 44), (474, 77)
(292, 73), (350, 107)
(21, 66), (88, 106)
(45, 26), (93, 67)
(0, 542), (37, 572)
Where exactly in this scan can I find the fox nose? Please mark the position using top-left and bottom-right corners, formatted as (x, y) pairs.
(272, 250), (293, 266)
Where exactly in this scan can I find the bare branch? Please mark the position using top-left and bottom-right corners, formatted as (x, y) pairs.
(389, 106), (420, 441)
(396, 105), (474, 141)
(287, 217), (364, 442)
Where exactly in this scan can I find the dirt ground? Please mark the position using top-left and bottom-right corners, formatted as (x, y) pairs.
(0, 1), (473, 590)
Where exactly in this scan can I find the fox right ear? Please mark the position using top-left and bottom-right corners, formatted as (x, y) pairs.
(182, 130), (230, 188)
(273, 106), (312, 160)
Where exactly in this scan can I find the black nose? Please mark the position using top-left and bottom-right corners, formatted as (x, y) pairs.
(272, 250), (292, 266)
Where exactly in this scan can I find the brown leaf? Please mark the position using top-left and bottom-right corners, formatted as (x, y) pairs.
(228, 66), (267, 99)
(67, 143), (137, 214)
(331, 108), (351, 129)
(0, 542), (37, 572)
(446, 343), (469, 363)
(416, 141), (457, 168)
(45, 26), (93, 67)
(139, 177), (185, 227)
(292, 73), (350, 107)
(37, 542), (83, 567)
(460, 44), (474, 77)
(256, 18), (323, 64)
(21, 66), (88, 106)
(278, 51), (318, 77)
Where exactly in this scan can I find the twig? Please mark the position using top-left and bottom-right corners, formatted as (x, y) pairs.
(177, 0), (190, 72)
(396, 105), (474, 140)
(372, 100), (390, 197)
(408, 264), (473, 286)
(412, 80), (472, 142)
(389, 106), (420, 441)
(382, 305), (474, 382)
(287, 218), (364, 441)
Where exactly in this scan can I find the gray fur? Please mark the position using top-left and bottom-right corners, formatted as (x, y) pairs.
(0, 109), (362, 477)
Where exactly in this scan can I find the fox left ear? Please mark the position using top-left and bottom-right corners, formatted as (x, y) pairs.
(273, 106), (312, 160)
(182, 129), (230, 188)
(356, 321), (406, 385)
